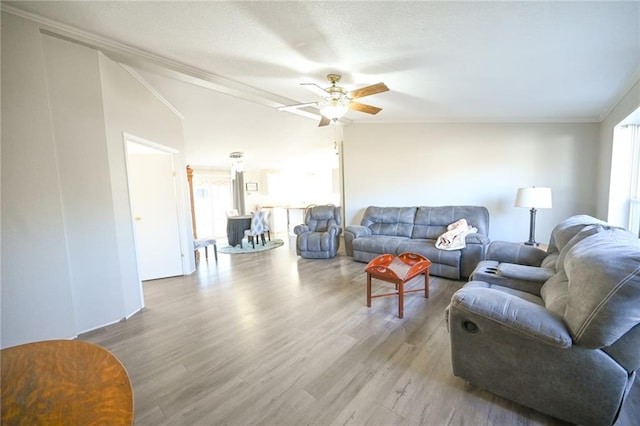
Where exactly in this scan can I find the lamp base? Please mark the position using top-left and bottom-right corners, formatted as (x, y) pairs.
(524, 207), (539, 248)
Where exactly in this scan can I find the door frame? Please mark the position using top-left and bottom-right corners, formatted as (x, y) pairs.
(123, 132), (190, 279)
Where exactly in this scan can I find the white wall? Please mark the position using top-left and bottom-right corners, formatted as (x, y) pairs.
(1, 12), (77, 345)
(98, 55), (194, 302)
(1, 12), (188, 348)
(40, 34), (129, 334)
(343, 122), (601, 243)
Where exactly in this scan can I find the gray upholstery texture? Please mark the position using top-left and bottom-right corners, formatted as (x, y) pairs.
(344, 205), (490, 279)
(448, 215), (640, 426)
(563, 229), (640, 348)
(547, 214), (610, 255)
(360, 206), (416, 237)
(293, 204), (342, 259)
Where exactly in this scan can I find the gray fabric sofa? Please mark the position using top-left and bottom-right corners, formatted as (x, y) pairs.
(344, 206), (490, 279)
(447, 215), (640, 425)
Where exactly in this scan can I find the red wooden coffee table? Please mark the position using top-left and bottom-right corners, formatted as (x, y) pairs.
(365, 252), (431, 318)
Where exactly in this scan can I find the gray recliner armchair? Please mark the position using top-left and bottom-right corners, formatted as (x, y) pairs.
(293, 204), (342, 259)
(447, 216), (640, 426)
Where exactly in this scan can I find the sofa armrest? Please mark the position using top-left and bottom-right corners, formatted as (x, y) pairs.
(345, 225), (371, 239)
(344, 225), (371, 256)
(449, 282), (572, 348)
(486, 241), (548, 266)
(465, 233), (489, 245)
(293, 224), (309, 235)
(328, 224), (342, 236)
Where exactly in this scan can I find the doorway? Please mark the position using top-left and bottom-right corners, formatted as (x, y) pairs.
(125, 136), (184, 280)
(191, 170), (234, 239)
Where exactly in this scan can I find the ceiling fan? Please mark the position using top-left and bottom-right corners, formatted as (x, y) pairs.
(278, 74), (389, 126)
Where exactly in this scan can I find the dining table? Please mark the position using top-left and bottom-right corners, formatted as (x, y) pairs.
(226, 214), (252, 247)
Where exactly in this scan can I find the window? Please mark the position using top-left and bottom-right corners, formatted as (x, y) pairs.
(192, 171), (233, 238)
(611, 112), (640, 237)
(266, 169), (340, 206)
(627, 125), (640, 236)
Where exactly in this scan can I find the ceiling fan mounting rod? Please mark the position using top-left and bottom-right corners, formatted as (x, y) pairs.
(325, 74), (347, 99)
(327, 74), (341, 85)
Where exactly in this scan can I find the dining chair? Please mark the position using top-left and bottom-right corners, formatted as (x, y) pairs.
(261, 209), (271, 241)
(244, 211), (266, 248)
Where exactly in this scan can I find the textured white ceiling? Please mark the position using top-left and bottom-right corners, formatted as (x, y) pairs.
(4, 1), (640, 169)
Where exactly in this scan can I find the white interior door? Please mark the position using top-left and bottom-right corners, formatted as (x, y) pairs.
(127, 142), (183, 280)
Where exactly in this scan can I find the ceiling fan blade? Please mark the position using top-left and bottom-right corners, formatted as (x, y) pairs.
(301, 82), (328, 97)
(318, 116), (331, 127)
(349, 102), (382, 115)
(349, 82), (389, 99)
(277, 102), (318, 111)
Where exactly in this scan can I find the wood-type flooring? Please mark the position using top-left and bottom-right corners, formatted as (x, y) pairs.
(81, 235), (640, 425)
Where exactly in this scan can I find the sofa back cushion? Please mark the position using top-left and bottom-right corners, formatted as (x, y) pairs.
(412, 206), (489, 239)
(555, 224), (609, 273)
(547, 214), (609, 255)
(306, 204), (341, 232)
(564, 229), (640, 348)
(361, 206), (416, 237)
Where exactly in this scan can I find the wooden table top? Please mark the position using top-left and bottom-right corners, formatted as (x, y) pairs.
(365, 252), (431, 284)
(1, 339), (133, 425)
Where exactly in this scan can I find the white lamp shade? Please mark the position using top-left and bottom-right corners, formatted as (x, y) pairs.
(515, 187), (552, 209)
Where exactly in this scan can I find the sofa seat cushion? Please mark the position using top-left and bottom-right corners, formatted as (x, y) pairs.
(352, 235), (407, 257)
(463, 281), (546, 307)
(397, 239), (461, 279)
(540, 272), (569, 317)
(540, 253), (559, 269)
(397, 239), (460, 266)
(297, 231), (339, 258)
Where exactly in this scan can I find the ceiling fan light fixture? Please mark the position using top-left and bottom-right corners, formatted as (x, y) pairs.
(319, 97), (349, 121)
(284, 74), (389, 127)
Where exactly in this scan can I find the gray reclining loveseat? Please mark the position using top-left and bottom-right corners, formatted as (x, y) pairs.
(447, 215), (640, 425)
(344, 206), (489, 279)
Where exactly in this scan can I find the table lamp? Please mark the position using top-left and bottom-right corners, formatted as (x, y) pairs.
(515, 186), (552, 246)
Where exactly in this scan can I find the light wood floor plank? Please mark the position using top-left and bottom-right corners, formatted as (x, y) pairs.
(80, 235), (639, 425)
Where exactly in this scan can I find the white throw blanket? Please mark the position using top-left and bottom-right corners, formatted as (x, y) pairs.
(435, 219), (477, 251)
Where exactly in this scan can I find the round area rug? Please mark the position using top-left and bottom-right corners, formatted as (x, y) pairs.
(218, 239), (284, 254)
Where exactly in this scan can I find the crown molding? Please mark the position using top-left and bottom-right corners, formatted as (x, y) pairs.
(1, 4), (301, 112)
(598, 65), (640, 122)
(119, 63), (184, 120)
